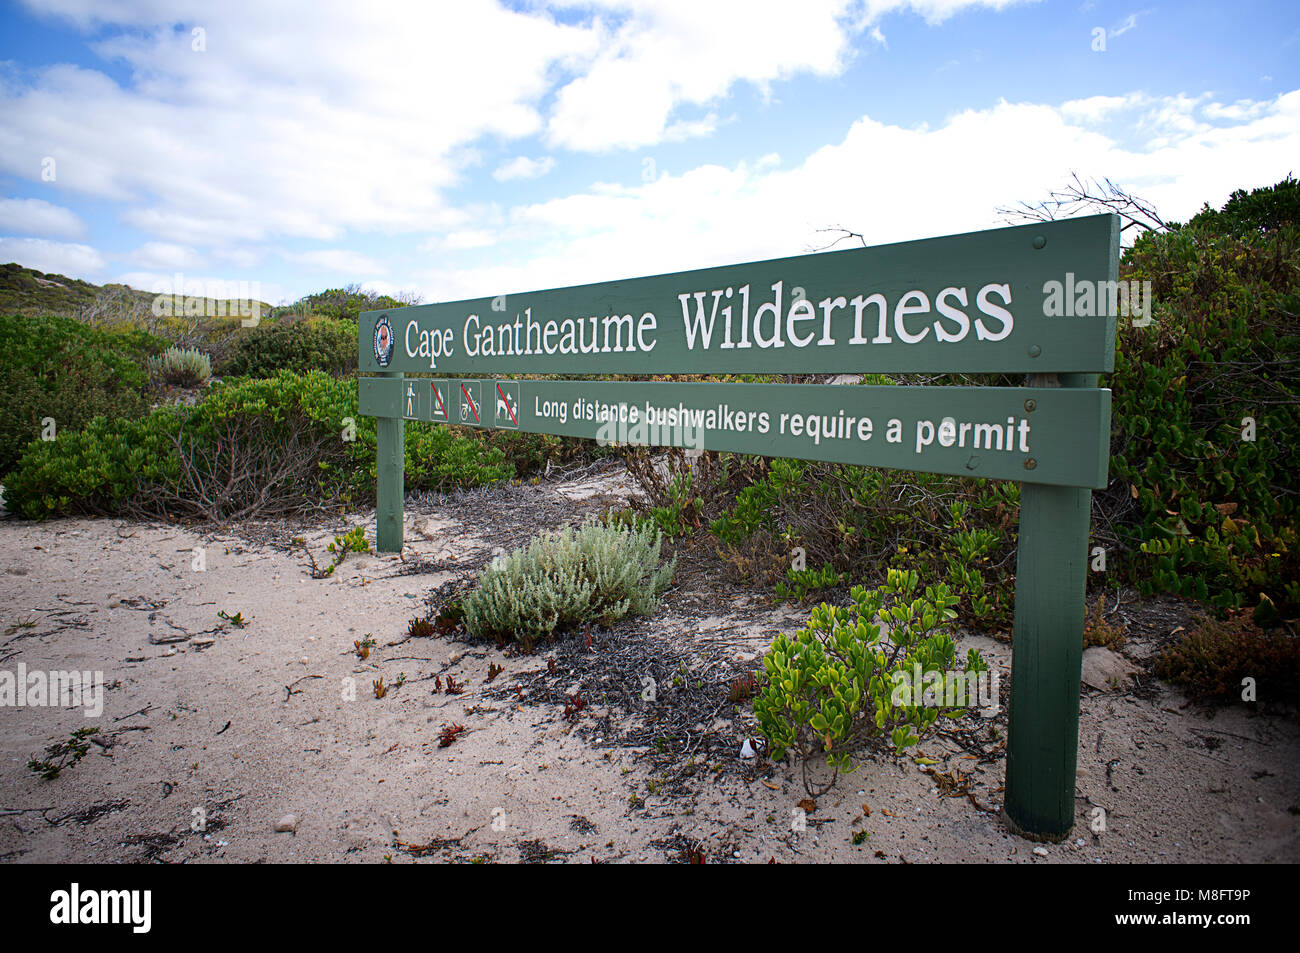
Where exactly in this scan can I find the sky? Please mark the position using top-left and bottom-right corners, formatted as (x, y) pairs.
(0, 0), (1297, 307)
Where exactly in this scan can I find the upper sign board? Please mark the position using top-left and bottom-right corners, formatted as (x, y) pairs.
(359, 215), (1119, 376)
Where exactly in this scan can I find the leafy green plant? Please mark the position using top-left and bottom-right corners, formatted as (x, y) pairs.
(1106, 186), (1299, 619)
(4, 370), (511, 520)
(0, 313), (158, 478)
(647, 469), (703, 538)
(754, 568), (985, 795)
(775, 563), (843, 602)
(277, 284), (416, 323)
(297, 525), (369, 578)
(327, 525), (369, 563)
(1183, 175), (1299, 237)
(463, 521), (676, 649)
(28, 727), (100, 780)
(219, 316), (357, 378)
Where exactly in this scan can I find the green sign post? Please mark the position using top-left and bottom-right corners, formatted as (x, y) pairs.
(358, 214), (1120, 841)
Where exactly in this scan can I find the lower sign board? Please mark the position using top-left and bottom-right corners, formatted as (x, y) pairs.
(360, 377), (1110, 489)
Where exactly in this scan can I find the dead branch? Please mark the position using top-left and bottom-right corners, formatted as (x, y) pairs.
(996, 172), (1170, 234)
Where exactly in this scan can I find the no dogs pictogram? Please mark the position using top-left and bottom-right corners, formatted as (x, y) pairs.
(494, 381), (519, 429)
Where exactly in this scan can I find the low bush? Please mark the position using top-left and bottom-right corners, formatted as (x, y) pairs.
(709, 456), (1019, 628)
(463, 521), (676, 649)
(2, 413), (177, 519)
(4, 370), (511, 521)
(1154, 611), (1300, 706)
(275, 285), (417, 323)
(478, 427), (613, 478)
(0, 313), (159, 478)
(147, 345), (212, 387)
(1105, 183), (1299, 619)
(754, 568), (987, 795)
(219, 316), (357, 378)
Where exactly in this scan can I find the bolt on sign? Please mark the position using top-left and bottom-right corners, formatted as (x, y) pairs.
(358, 213), (1121, 842)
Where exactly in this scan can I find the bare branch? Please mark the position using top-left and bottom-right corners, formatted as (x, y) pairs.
(808, 227), (869, 252)
(996, 172), (1169, 235)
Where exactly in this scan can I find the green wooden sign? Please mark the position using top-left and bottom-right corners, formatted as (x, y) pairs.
(359, 215), (1118, 377)
(361, 377), (1110, 489)
(357, 215), (1120, 844)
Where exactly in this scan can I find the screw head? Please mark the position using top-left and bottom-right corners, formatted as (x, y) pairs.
(1032, 236), (1047, 250)
(1024, 458), (1038, 470)
(1024, 399), (1036, 412)
(1028, 344), (1042, 358)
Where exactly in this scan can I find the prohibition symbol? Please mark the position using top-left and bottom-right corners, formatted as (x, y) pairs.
(494, 381), (519, 429)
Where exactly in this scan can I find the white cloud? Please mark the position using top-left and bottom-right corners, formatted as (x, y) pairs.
(282, 249), (389, 277)
(0, 236), (105, 277)
(1, 0), (1041, 276)
(856, 0), (1039, 26)
(1060, 93), (1144, 123)
(125, 241), (203, 270)
(493, 155), (557, 182)
(545, 0), (862, 152)
(3, 0), (1290, 310)
(3, 0), (597, 249)
(115, 270), (284, 303)
(415, 89), (1300, 301)
(1204, 100), (1271, 122)
(1109, 10), (1147, 39)
(436, 229), (503, 251)
(0, 197), (87, 238)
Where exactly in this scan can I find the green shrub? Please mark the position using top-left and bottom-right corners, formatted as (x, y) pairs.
(219, 316), (357, 378)
(1154, 610), (1300, 705)
(277, 285), (416, 323)
(463, 521), (675, 649)
(1183, 175), (1299, 237)
(4, 370), (511, 521)
(710, 457), (1019, 628)
(1106, 193), (1299, 618)
(754, 568), (986, 795)
(0, 264), (106, 317)
(0, 313), (159, 478)
(646, 468), (703, 538)
(774, 563), (843, 602)
(2, 413), (178, 519)
(478, 427), (612, 477)
(148, 345), (211, 387)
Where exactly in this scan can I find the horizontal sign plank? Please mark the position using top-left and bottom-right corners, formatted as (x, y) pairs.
(360, 378), (1111, 489)
(359, 215), (1118, 377)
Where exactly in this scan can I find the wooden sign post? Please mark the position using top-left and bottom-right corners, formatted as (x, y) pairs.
(358, 214), (1119, 840)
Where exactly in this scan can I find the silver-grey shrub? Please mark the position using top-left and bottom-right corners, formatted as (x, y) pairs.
(463, 521), (675, 648)
(147, 345), (211, 387)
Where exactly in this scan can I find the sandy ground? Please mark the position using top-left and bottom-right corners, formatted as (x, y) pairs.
(1, 467), (1297, 864)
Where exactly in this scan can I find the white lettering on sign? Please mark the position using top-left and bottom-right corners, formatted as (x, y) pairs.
(677, 280), (1015, 351)
(405, 320), (454, 369)
(461, 308), (658, 357)
(396, 279), (1019, 365)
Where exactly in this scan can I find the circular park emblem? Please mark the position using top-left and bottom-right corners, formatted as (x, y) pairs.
(373, 315), (394, 367)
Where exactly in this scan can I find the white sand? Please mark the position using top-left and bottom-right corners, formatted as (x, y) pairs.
(1, 474), (1296, 863)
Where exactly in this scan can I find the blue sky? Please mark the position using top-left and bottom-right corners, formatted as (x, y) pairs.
(1, 0), (1297, 306)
